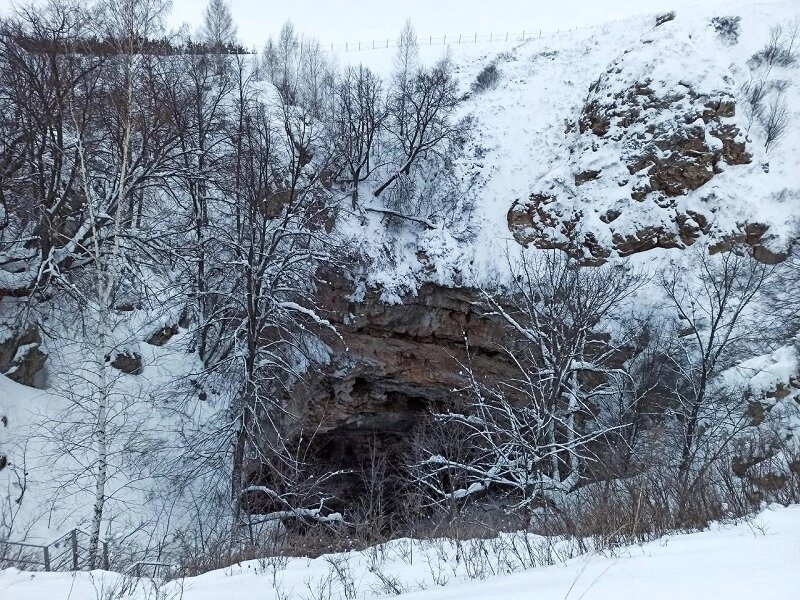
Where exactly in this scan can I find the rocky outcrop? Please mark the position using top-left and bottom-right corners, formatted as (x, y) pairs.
(732, 349), (800, 501)
(709, 222), (790, 264)
(508, 194), (610, 264)
(110, 351), (143, 375)
(306, 272), (514, 431)
(146, 324), (179, 346)
(577, 79), (750, 203)
(0, 324), (47, 387)
(508, 33), (768, 263)
(259, 272), (520, 505)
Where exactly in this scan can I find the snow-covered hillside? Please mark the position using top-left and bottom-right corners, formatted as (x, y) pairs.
(1, 504), (798, 600)
(342, 1), (800, 295)
(1, 0), (800, 576)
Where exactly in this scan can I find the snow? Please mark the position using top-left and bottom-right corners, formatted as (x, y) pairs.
(2, 0), (800, 571)
(1, 503), (799, 599)
(725, 345), (800, 397)
(0, 318), (210, 546)
(334, 1), (800, 299)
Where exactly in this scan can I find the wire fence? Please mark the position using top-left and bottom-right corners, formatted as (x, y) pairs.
(326, 28), (572, 53)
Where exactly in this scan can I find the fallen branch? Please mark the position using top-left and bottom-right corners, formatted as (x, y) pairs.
(363, 206), (436, 229)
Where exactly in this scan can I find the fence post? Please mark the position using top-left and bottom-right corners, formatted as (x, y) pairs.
(102, 542), (109, 570)
(43, 545), (51, 572)
(474, 33), (477, 43)
(458, 34), (461, 44)
(522, 30), (525, 41)
(70, 530), (78, 570)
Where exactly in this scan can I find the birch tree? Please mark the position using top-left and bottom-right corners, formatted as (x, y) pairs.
(61, 0), (173, 566)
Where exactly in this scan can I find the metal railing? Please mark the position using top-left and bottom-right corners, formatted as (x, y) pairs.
(0, 529), (109, 572)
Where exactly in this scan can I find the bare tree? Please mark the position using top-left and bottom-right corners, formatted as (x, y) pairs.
(162, 55), (348, 546)
(374, 57), (461, 202)
(659, 248), (774, 499)
(760, 92), (790, 152)
(751, 21), (798, 68)
(390, 19), (419, 145)
(412, 251), (642, 511)
(333, 65), (385, 207)
(262, 22), (299, 103)
(0, 2), (104, 297)
(160, 35), (235, 362)
(65, 0), (173, 566)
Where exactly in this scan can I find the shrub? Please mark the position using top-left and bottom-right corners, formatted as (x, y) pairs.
(655, 12), (676, 27)
(472, 63), (500, 93)
(711, 16), (741, 45)
(750, 23), (798, 68)
(760, 93), (790, 151)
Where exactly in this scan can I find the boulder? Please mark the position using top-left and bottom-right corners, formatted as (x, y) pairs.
(110, 351), (143, 375)
(147, 324), (179, 346)
(0, 324), (47, 387)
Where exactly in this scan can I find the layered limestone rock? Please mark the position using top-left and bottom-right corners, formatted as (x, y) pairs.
(239, 274), (517, 511)
(296, 272), (515, 471)
(505, 31), (789, 264)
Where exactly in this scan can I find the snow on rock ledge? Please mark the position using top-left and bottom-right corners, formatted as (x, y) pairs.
(504, 9), (795, 265)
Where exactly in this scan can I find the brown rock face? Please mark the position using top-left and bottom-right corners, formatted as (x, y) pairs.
(510, 54), (756, 262)
(0, 324), (47, 387)
(574, 169), (601, 186)
(110, 352), (143, 375)
(147, 324), (179, 346)
(311, 273), (513, 419)
(612, 225), (682, 256)
(580, 80), (750, 202)
(709, 222), (789, 265)
(507, 195), (610, 265)
(261, 272), (646, 510)
(275, 272), (519, 502)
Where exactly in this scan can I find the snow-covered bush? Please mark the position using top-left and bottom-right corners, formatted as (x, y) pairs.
(655, 12), (676, 27)
(471, 64), (500, 93)
(711, 16), (741, 44)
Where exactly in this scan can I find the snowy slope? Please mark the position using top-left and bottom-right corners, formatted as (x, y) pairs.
(0, 325), (209, 545)
(1, 504), (798, 600)
(342, 1), (800, 295)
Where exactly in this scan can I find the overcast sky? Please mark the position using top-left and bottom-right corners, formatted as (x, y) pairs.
(0, 0), (761, 48)
(167, 0), (754, 48)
